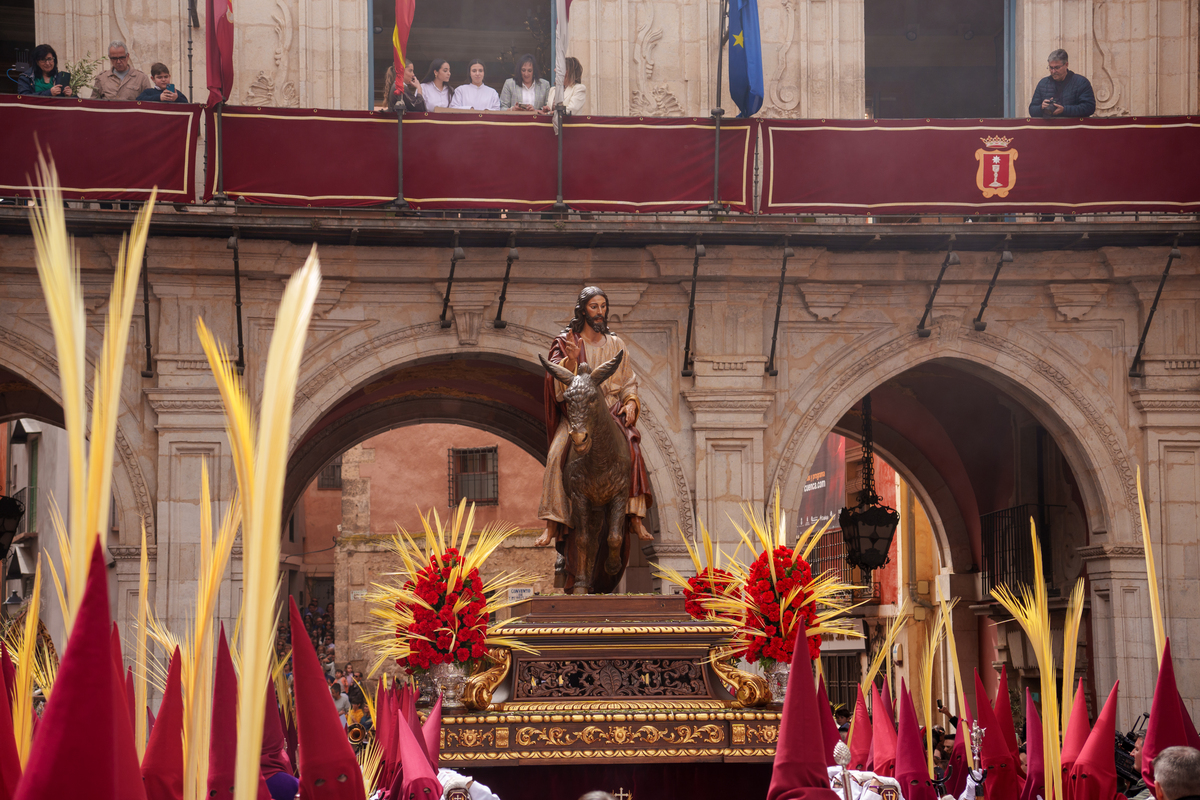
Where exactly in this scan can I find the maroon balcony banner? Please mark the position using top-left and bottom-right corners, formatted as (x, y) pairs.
(759, 116), (1200, 215)
(206, 107), (756, 211)
(562, 116), (757, 213)
(0, 96), (202, 203)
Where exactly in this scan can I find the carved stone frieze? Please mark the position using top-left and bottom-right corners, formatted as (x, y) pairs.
(244, 0), (299, 107)
(629, 1), (683, 117)
(798, 284), (862, 321)
(1049, 283), (1109, 320)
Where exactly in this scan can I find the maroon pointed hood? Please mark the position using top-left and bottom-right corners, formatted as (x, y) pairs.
(849, 685), (872, 771)
(0, 643), (21, 800)
(289, 598), (365, 800)
(816, 676), (841, 767)
(880, 681), (896, 728)
(895, 682), (937, 800)
(373, 679), (396, 789)
(14, 542), (118, 800)
(207, 626), (238, 799)
(141, 648), (185, 800)
(1142, 640), (1189, 791)
(944, 717), (970, 799)
(993, 666), (1024, 778)
(1061, 678), (1091, 787)
(766, 621), (840, 800)
(261, 676), (292, 779)
(871, 683), (897, 778)
(106, 620), (147, 800)
(391, 699), (443, 800)
(974, 670), (1020, 800)
(421, 694), (442, 771)
(1019, 688), (1044, 800)
(1068, 682), (1119, 800)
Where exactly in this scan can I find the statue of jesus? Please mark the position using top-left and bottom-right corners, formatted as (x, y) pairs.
(536, 287), (654, 589)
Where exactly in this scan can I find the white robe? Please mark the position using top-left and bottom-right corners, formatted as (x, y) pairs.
(449, 82), (501, 111)
(421, 82), (451, 109)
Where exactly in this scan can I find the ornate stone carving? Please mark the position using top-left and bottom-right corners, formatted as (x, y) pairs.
(1078, 544), (1146, 561)
(630, 2), (683, 117)
(1091, 0), (1128, 117)
(798, 284), (861, 321)
(638, 405), (695, 541)
(108, 546), (157, 560)
(244, 0), (299, 107)
(1049, 283), (1109, 320)
(766, 0), (801, 117)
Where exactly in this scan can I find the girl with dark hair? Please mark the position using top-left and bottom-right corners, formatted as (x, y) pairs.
(449, 59), (501, 110)
(383, 61), (426, 112)
(419, 59), (453, 110)
(17, 44), (73, 97)
(499, 53), (549, 111)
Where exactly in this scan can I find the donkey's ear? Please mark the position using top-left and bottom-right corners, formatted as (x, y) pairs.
(590, 349), (624, 386)
(540, 353), (575, 386)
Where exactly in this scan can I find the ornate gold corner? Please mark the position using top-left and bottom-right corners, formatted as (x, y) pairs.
(709, 645), (770, 708)
(462, 647), (511, 711)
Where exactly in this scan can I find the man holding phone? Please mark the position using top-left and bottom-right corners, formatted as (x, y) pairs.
(1028, 49), (1095, 118)
(137, 63), (190, 103)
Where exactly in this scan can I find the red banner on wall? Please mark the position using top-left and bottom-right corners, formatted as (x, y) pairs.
(562, 116), (756, 213)
(0, 96), (201, 202)
(760, 116), (1200, 215)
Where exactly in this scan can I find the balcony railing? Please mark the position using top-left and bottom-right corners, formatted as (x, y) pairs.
(2, 97), (1198, 219)
(981, 504), (1065, 596)
(12, 486), (41, 535)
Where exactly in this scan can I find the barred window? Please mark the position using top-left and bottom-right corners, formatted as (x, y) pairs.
(318, 455), (342, 490)
(448, 446), (499, 507)
(822, 653), (863, 715)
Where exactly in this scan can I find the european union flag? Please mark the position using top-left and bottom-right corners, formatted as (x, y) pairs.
(727, 0), (763, 117)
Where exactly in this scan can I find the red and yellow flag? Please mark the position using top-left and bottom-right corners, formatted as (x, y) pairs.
(393, 0), (416, 94)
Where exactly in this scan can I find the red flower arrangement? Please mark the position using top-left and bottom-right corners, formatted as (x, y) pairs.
(398, 547), (490, 672)
(740, 545), (822, 666)
(682, 566), (739, 622)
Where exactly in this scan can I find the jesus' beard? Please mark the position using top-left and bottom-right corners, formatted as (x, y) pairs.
(587, 313), (607, 333)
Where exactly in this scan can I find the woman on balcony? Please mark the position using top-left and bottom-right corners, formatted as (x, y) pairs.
(383, 61), (426, 113)
(543, 56), (587, 114)
(17, 44), (73, 97)
(419, 59), (454, 110)
(449, 60), (501, 111)
(500, 54), (550, 111)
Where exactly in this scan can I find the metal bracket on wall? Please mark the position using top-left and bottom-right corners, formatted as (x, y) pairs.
(765, 237), (794, 376)
(973, 238), (1013, 332)
(917, 238), (960, 338)
(439, 232), (466, 329)
(227, 227), (245, 374)
(681, 237), (706, 377)
(141, 243), (153, 378)
(1129, 234), (1183, 378)
(493, 233), (519, 329)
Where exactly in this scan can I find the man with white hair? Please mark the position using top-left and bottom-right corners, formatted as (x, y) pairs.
(1152, 747), (1200, 800)
(92, 40), (152, 100)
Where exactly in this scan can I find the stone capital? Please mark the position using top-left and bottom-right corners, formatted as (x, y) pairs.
(145, 387), (228, 430)
(682, 389), (773, 430)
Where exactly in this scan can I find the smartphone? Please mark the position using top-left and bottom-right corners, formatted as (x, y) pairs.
(168, 83), (176, 93)
(937, 699), (943, 710)
(54, 73), (70, 87)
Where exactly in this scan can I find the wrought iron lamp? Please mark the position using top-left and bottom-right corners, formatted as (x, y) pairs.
(839, 393), (900, 575)
(0, 494), (25, 563)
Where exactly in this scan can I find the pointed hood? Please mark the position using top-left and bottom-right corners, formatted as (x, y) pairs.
(0, 643), (21, 800)
(14, 542), (118, 800)
(849, 685), (872, 771)
(1142, 640), (1189, 791)
(944, 717), (970, 799)
(870, 683), (897, 778)
(1061, 678), (1092, 782)
(390, 699), (443, 800)
(289, 598), (365, 800)
(816, 676), (842, 767)
(1068, 682), (1120, 800)
(141, 648), (185, 800)
(421, 694), (442, 771)
(373, 679), (395, 789)
(881, 680), (896, 728)
(126, 665), (136, 731)
(207, 626), (239, 799)
(993, 666), (1024, 778)
(895, 682), (937, 800)
(261, 677), (292, 779)
(766, 622), (840, 800)
(1019, 688), (1045, 800)
(974, 670), (1020, 800)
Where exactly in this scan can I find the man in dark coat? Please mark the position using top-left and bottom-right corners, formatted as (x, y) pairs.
(1029, 48), (1096, 118)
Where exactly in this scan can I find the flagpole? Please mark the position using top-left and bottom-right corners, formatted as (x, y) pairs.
(706, 0), (730, 213)
(215, 101), (228, 203)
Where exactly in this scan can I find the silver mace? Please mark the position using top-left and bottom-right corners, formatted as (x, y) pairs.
(970, 723), (987, 797)
(835, 741), (854, 800)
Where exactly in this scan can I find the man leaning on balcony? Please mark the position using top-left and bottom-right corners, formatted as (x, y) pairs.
(1029, 49), (1095, 222)
(92, 41), (152, 101)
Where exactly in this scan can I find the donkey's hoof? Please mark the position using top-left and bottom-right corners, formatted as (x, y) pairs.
(605, 551), (622, 576)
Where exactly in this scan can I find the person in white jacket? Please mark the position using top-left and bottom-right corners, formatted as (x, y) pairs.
(449, 60), (501, 111)
(544, 56), (588, 114)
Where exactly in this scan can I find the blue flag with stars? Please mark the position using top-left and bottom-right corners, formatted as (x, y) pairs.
(727, 0), (763, 117)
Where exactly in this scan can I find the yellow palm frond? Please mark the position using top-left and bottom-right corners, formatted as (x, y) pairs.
(1059, 577), (1086, 740)
(1136, 467), (1166, 665)
(919, 604), (948, 778)
(12, 558), (42, 766)
(134, 518), (151, 758)
(936, 586), (971, 769)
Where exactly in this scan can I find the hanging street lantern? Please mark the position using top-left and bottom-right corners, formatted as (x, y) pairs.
(0, 494), (25, 563)
(839, 393), (900, 574)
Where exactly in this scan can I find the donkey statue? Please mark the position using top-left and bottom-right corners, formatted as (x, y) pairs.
(539, 351), (632, 594)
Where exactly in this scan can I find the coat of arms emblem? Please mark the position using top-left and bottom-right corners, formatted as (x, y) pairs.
(974, 135), (1018, 198)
